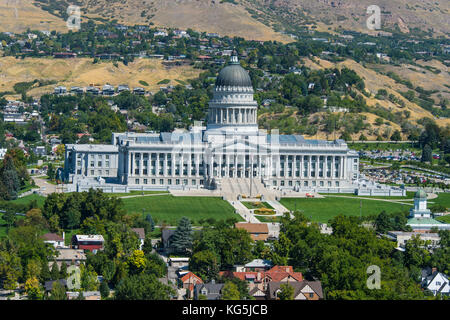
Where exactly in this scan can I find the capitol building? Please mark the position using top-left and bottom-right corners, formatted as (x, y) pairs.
(64, 55), (375, 196)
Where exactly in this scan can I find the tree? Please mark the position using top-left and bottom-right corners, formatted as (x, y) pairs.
(48, 281), (67, 300)
(189, 250), (219, 282)
(278, 283), (294, 300)
(145, 214), (155, 232)
(114, 274), (174, 300)
(3, 209), (16, 229)
(0, 155), (20, 200)
(221, 281), (240, 300)
(391, 130), (402, 142)
(421, 144), (432, 163)
(25, 277), (43, 300)
(171, 217), (193, 255)
(51, 261), (60, 280)
(374, 211), (391, 233)
(47, 163), (56, 181)
(100, 281), (110, 300)
(127, 250), (147, 275)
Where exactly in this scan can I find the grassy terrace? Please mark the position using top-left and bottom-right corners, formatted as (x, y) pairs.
(280, 197), (411, 224)
(241, 201), (274, 210)
(122, 195), (243, 225)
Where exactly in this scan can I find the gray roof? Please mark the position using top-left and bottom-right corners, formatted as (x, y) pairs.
(194, 282), (225, 300)
(44, 279), (67, 291)
(162, 229), (175, 244)
(215, 57), (252, 88)
(267, 281), (323, 299)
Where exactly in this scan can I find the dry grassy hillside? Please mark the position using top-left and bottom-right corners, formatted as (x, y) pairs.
(0, 56), (201, 98)
(246, 0), (450, 36)
(73, 0), (291, 42)
(0, 0), (66, 33)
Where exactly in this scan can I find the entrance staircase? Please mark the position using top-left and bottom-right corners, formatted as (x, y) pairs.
(221, 177), (276, 201)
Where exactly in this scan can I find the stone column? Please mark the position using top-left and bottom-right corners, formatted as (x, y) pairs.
(308, 156), (312, 179)
(196, 154), (200, 177)
(139, 152), (143, 177)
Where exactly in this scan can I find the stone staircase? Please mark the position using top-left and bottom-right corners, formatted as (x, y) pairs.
(221, 177), (276, 201)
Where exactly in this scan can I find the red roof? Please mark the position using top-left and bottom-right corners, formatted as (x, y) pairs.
(220, 266), (303, 283)
(180, 272), (203, 284)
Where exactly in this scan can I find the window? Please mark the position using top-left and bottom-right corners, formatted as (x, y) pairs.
(144, 179), (148, 184)
(106, 170), (109, 175)
(192, 180), (196, 185)
(151, 179), (156, 185)
(77, 160), (81, 167)
(106, 155), (110, 160)
(309, 293), (314, 298)
(90, 170), (94, 175)
(160, 179), (164, 185)
(320, 181), (324, 187)
(135, 179), (139, 184)
(98, 161), (102, 167)
(90, 161), (94, 167)
(176, 179), (180, 185)
(106, 161), (110, 167)
(168, 179), (172, 185)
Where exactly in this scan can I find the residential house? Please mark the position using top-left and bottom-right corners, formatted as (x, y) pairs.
(235, 259), (273, 272)
(44, 279), (67, 292)
(132, 228), (146, 250)
(421, 267), (450, 296)
(54, 248), (86, 268)
(42, 232), (65, 248)
(179, 272), (203, 299)
(235, 223), (269, 241)
(194, 281), (224, 300)
(161, 229), (175, 251)
(220, 265), (303, 298)
(267, 281), (323, 300)
(66, 291), (101, 300)
(72, 235), (104, 252)
(386, 231), (441, 250)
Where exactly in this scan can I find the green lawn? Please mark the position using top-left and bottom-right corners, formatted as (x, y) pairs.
(318, 192), (416, 200)
(9, 194), (46, 208)
(436, 215), (450, 223)
(122, 195), (243, 225)
(280, 197), (411, 223)
(111, 190), (170, 197)
(431, 193), (450, 209)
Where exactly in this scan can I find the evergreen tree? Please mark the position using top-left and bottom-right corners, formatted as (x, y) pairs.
(145, 214), (155, 232)
(60, 262), (68, 279)
(171, 217), (193, 255)
(0, 155), (20, 200)
(421, 144), (432, 162)
(100, 281), (110, 299)
(50, 261), (60, 280)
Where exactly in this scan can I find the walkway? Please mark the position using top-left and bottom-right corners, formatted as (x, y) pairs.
(228, 200), (260, 223)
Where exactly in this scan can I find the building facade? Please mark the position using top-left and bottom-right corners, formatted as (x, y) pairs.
(64, 55), (361, 193)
